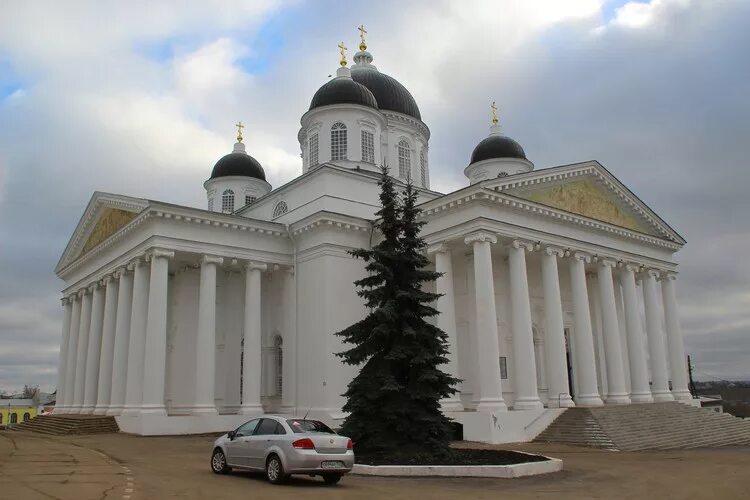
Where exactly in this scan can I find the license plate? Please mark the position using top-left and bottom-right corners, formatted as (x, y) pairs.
(321, 461), (344, 469)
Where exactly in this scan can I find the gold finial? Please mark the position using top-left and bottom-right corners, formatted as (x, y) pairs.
(358, 24), (368, 51)
(235, 121), (245, 142)
(491, 101), (499, 125)
(338, 41), (347, 67)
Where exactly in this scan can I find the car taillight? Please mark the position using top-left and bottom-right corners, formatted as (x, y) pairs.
(347, 439), (354, 450)
(292, 438), (315, 449)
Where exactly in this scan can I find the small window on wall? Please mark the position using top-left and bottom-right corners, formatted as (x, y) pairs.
(222, 189), (235, 213)
(273, 201), (288, 218)
(23, 412), (30, 421)
(361, 130), (375, 163)
(499, 356), (508, 380)
(309, 133), (319, 166)
(208, 198), (214, 211)
(420, 149), (427, 186)
(398, 140), (411, 178)
(331, 122), (347, 160)
(245, 195), (256, 206)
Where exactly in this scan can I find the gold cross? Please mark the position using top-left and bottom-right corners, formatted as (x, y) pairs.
(491, 101), (499, 125)
(338, 41), (347, 67)
(235, 121), (244, 142)
(358, 24), (368, 50)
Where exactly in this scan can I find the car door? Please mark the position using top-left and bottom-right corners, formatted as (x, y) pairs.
(247, 418), (279, 468)
(225, 419), (260, 468)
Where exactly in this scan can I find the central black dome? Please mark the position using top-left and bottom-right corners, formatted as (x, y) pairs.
(210, 152), (266, 181)
(470, 135), (527, 164)
(309, 77), (378, 111)
(351, 66), (421, 120)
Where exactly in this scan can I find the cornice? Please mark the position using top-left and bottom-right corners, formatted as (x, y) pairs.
(381, 110), (430, 139)
(290, 211), (372, 237)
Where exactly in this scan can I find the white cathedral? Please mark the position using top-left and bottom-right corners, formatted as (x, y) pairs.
(53, 32), (695, 441)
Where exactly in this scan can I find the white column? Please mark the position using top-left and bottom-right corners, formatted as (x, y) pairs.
(81, 282), (106, 414)
(642, 269), (674, 402)
(107, 267), (133, 416)
(620, 264), (653, 402)
(596, 259), (631, 404)
(464, 232), (506, 412)
(430, 244), (462, 411)
(568, 252), (604, 406)
(54, 297), (73, 413)
(541, 247), (574, 408)
(508, 240), (543, 410)
(62, 293), (82, 413)
(122, 257), (150, 416)
(94, 275), (119, 414)
(141, 249), (174, 415)
(661, 273), (692, 400)
(193, 254), (223, 415)
(281, 266), (297, 413)
(240, 261), (266, 414)
(72, 288), (93, 413)
(613, 278), (631, 392)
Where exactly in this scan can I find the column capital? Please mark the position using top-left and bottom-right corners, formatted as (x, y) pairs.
(128, 255), (147, 270)
(244, 261), (268, 272)
(427, 242), (451, 255)
(510, 239), (535, 252)
(622, 262), (642, 273)
(201, 254), (224, 266)
(542, 245), (565, 258)
(77, 288), (87, 299)
(100, 274), (115, 286)
(113, 266), (129, 279)
(149, 248), (175, 260)
(596, 257), (618, 268)
(658, 271), (677, 282)
(464, 231), (497, 245)
(641, 268), (661, 280)
(87, 282), (100, 293)
(61, 295), (73, 306)
(568, 251), (592, 263)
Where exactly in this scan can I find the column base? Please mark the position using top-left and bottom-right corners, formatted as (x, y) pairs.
(513, 398), (544, 411)
(189, 405), (219, 416)
(672, 389), (693, 401)
(238, 404), (264, 416)
(121, 406), (142, 417)
(68, 406), (83, 414)
(280, 405), (297, 415)
(92, 406), (109, 415)
(574, 394), (604, 406)
(105, 406), (124, 416)
(605, 393), (632, 405)
(440, 398), (464, 412)
(629, 392), (654, 403)
(139, 405), (168, 416)
(547, 394), (575, 408)
(652, 390), (675, 402)
(476, 399), (508, 412)
(79, 405), (95, 415)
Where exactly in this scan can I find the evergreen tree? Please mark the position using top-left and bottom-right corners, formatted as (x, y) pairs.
(335, 167), (458, 458)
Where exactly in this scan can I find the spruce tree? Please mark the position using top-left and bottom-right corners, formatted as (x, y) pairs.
(336, 167), (458, 458)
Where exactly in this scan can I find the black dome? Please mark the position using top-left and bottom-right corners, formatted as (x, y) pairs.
(309, 77), (378, 111)
(351, 67), (421, 120)
(470, 135), (527, 164)
(210, 152), (266, 181)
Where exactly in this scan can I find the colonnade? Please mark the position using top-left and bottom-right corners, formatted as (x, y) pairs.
(55, 248), (291, 417)
(431, 231), (692, 412)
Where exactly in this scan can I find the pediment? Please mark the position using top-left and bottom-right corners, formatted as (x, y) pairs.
(56, 192), (149, 274)
(484, 161), (685, 244)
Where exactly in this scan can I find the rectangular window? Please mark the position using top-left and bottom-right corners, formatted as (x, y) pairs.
(331, 124), (347, 160)
(245, 195), (256, 206)
(309, 133), (319, 166)
(420, 149), (427, 187)
(361, 130), (375, 163)
(499, 356), (508, 380)
(208, 198), (214, 211)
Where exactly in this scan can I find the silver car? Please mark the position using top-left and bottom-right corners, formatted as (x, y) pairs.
(210, 415), (354, 484)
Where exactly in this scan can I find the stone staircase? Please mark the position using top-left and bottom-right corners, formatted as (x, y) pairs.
(534, 402), (750, 451)
(11, 414), (119, 435)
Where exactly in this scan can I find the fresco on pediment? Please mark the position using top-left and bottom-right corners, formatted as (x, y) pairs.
(78, 207), (137, 257)
(517, 179), (657, 236)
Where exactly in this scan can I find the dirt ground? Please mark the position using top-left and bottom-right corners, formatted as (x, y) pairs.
(1, 430), (748, 499)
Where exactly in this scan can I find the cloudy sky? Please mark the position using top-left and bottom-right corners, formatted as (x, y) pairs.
(1, 0), (748, 392)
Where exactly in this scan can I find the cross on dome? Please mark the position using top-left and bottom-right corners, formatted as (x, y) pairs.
(235, 121), (245, 143)
(338, 41), (347, 67)
(491, 101), (499, 126)
(358, 24), (368, 51)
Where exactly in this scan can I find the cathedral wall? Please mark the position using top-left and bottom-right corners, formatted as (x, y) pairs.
(166, 266), (199, 414)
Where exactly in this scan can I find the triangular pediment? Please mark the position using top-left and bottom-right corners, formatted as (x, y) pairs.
(56, 192), (149, 274)
(484, 161), (685, 244)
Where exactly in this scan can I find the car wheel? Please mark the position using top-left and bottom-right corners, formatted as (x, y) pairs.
(265, 454), (287, 484)
(211, 448), (231, 474)
(323, 474), (343, 485)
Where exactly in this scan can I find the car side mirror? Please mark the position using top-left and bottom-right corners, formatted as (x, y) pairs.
(228, 431), (236, 440)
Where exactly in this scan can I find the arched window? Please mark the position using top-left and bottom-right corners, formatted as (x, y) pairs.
(309, 133), (319, 167)
(208, 198), (214, 211)
(0, 413), (3, 424)
(420, 149), (427, 187)
(221, 189), (235, 213)
(10, 413), (17, 424)
(23, 412), (30, 421)
(272, 201), (288, 218)
(274, 335), (283, 397)
(331, 122), (347, 160)
(398, 140), (411, 178)
(361, 130), (375, 163)
(245, 195), (256, 206)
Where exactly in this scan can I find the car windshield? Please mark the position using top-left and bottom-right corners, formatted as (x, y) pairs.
(286, 419), (335, 434)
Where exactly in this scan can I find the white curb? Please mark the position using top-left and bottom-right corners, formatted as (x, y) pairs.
(351, 451), (562, 478)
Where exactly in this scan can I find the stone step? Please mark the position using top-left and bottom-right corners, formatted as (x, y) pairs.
(12, 415), (119, 435)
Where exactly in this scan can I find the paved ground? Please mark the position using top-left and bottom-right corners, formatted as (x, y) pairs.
(1, 431), (749, 499)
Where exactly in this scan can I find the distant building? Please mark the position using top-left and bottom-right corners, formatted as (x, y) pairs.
(0, 399), (37, 428)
